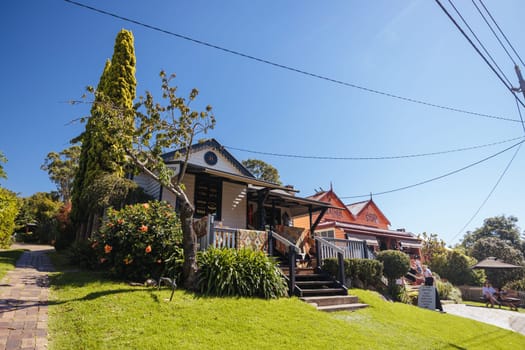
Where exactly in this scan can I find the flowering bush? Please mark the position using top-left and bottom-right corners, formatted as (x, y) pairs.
(93, 201), (183, 282)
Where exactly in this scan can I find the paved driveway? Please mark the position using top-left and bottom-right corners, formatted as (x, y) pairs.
(443, 303), (525, 335)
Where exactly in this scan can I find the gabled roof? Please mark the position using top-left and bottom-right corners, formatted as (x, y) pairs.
(346, 200), (368, 216)
(162, 138), (253, 177)
(346, 199), (391, 226)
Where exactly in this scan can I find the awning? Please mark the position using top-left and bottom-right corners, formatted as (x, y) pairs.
(399, 240), (422, 249)
(346, 236), (379, 246)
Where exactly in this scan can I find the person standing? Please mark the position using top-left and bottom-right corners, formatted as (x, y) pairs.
(423, 265), (444, 312)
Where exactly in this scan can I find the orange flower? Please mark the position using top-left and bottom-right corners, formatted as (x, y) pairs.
(104, 244), (112, 254)
(107, 222), (114, 228)
(117, 219), (124, 225)
(140, 225), (148, 233)
(145, 245), (152, 254)
(143, 203), (149, 209)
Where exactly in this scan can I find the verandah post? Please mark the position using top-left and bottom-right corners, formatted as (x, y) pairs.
(337, 251), (345, 287)
(288, 245), (296, 296)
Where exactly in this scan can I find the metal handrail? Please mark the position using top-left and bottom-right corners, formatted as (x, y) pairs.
(271, 231), (301, 253)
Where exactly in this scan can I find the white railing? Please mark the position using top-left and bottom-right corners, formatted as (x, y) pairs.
(324, 238), (375, 259)
(315, 236), (345, 263)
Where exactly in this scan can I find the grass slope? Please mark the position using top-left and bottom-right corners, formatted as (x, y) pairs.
(48, 270), (525, 350)
(0, 249), (24, 280)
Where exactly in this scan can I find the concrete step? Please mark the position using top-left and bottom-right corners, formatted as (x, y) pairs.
(317, 303), (369, 312)
(301, 295), (359, 307)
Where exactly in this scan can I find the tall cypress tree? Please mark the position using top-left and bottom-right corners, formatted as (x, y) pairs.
(71, 29), (136, 240)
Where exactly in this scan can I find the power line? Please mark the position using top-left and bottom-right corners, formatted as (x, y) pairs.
(478, 0), (525, 67)
(453, 132), (522, 241)
(435, 0), (525, 109)
(225, 136), (524, 160)
(471, 0), (517, 67)
(339, 139), (524, 199)
(448, 0), (513, 87)
(63, 0), (522, 124)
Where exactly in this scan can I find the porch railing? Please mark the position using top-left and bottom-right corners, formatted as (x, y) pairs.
(269, 230), (300, 296)
(197, 216), (238, 250)
(315, 236), (345, 286)
(324, 238), (376, 259)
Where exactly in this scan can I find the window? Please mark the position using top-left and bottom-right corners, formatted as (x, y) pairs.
(194, 176), (222, 220)
(315, 230), (335, 238)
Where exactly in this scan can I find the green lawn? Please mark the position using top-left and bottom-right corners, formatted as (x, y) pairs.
(0, 249), (24, 280)
(47, 267), (525, 349)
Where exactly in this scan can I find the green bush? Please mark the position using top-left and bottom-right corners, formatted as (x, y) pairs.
(0, 188), (20, 248)
(197, 248), (287, 299)
(322, 258), (383, 289)
(375, 250), (410, 300)
(93, 201), (183, 282)
(504, 278), (525, 291)
(66, 240), (99, 270)
(375, 250), (410, 281)
(436, 278), (462, 303)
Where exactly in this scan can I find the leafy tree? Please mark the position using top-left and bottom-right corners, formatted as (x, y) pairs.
(242, 159), (282, 185)
(0, 188), (20, 247)
(71, 29), (136, 240)
(471, 237), (524, 288)
(79, 71), (214, 289)
(461, 215), (523, 251)
(430, 250), (483, 286)
(420, 232), (447, 263)
(41, 145), (80, 203)
(0, 151), (7, 180)
(16, 192), (62, 243)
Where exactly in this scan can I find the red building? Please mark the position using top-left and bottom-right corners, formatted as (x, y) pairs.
(294, 188), (422, 257)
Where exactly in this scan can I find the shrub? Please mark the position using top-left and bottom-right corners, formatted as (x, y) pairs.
(375, 250), (410, 281)
(0, 188), (20, 248)
(505, 278), (525, 291)
(197, 248), (287, 299)
(436, 278), (462, 303)
(66, 240), (99, 270)
(375, 250), (410, 300)
(93, 201), (183, 282)
(322, 258), (383, 289)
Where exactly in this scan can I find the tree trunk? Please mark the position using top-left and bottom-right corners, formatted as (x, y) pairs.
(180, 201), (198, 290)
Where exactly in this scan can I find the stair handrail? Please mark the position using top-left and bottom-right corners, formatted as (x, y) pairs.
(314, 236), (346, 287)
(269, 230), (300, 296)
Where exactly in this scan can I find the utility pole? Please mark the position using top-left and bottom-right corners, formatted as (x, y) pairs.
(512, 65), (525, 102)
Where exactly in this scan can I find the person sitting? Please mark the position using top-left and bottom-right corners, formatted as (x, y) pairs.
(482, 281), (499, 307)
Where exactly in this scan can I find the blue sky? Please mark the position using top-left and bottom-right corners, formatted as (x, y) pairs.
(2, 0), (525, 245)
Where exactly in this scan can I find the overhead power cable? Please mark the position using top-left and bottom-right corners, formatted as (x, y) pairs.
(435, 0), (525, 109)
(471, 0), (517, 67)
(453, 99), (525, 240)
(339, 139), (524, 199)
(63, 0), (522, 124)
(453, 140), (522, 240)
(225, 136), (523, 160)
(478, 0), (525, 67)
(447, 0), (513, 87)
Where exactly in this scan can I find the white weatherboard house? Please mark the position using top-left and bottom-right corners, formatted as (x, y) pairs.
(133, 139), (333, 252)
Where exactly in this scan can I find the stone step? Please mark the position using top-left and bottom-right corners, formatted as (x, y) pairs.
(301, 295), (359, 307)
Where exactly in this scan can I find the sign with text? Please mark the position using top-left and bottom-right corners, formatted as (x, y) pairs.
(418, 286), (436, 310)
